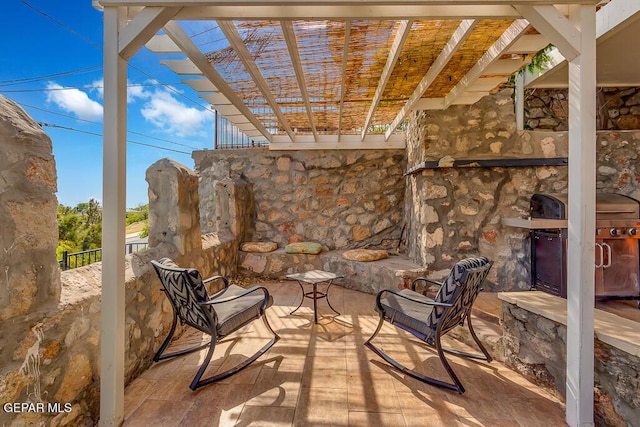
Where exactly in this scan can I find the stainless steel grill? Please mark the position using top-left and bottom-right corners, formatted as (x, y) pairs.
(530, 193), (640, 305)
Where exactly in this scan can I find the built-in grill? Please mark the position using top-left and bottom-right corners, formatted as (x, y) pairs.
(530, 193), (640, 305)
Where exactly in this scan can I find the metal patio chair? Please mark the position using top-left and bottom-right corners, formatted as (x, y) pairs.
(151, 258), (280, 390)
(364, 256), (493, 394)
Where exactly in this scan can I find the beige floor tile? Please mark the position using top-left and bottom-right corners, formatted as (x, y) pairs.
(503, 397), (567, 427)
(123, 399), (193, 427)
(138, 357), (184, 381)
(236, 405), (296, 426)
(182, 383), (253, 426)
(455, 418), (521, 427)
(347, 411), (405, 427)
(306, 355), (347, 371)
(245, 366), (303, 407)
(123, 377), (156, 420)
(302, 367), (348, 389)
(443, 393), (512, 420)
(347, 374), (402, 413)
(293, 387), (349, 426)
(125, 282), (573, 426)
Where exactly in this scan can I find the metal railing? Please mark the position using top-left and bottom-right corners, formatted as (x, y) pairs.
(58, 242), (148, 271)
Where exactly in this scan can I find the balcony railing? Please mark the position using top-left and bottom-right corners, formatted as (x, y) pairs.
(58, 242), (148, 270)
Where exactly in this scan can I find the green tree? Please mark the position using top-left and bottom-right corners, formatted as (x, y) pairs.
(126, 203), (149, 225)
(57, 199), (103, 256)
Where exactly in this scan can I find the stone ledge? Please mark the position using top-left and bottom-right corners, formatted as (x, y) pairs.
(322, 250), (428, 294)
(238, 248), (428, 294)
(498, 291), (640, 358)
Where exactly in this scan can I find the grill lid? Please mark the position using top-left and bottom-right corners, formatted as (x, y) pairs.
(530, 193), (640, 219)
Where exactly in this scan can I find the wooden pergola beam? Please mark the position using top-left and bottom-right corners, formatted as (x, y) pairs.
(281, 21), (319, 141)
(444, 18), (530, 107)
(163, 21), (271, 141)
(119, 7), (181, 59)
(385, 19), (476, 140)
(337, 21), (351, 139)
(361, 19), (413, 140)
(218, 20), (296, 141)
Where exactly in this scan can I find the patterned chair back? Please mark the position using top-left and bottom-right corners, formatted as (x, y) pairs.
(151, 258), (217, 334)
(427, 257), (493, 336)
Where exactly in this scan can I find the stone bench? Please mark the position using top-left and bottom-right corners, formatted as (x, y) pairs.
(237, 248), (428, 294)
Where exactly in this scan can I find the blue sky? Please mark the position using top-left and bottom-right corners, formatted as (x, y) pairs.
(2, 1), (218, 208)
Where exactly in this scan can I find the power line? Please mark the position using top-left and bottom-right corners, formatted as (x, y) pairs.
(20, 102), (202, 150)
(0, 83), (182, 93)
(20, 0), (102, 50)
(127, 64), (213, 113)
(20, 0), (215, 114)
(190, 24), (220, 38)
(0, 65), (103, 87)
(38, 122), (193, 155)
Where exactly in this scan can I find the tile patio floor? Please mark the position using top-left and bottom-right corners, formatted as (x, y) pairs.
(123, 280), (567, 426)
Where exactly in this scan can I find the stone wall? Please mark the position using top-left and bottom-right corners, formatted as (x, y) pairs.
(0, 96), (60, 321)
(501, 301), (640, 426)
(193, 148), (406, 250)
(405, 88), (640, 292)
(0, 99), (239, 427)
(524, 87), (640, 131)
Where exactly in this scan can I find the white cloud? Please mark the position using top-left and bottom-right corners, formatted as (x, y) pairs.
(90, 78), (104, 98)
(140, 90), (211, 137)
(89, 78), (150, 104)
(46, 82), (103, 121)
(127, 81), (150, 103)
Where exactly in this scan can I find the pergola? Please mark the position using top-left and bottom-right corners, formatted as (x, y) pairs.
(98, 1), (603, 425)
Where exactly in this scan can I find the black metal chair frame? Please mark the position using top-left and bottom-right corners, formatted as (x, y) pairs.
(151, 259), (280, 390)
(364, 257), (493, 394)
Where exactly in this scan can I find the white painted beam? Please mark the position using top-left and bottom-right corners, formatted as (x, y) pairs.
(413, 97), (447, 110)
(199, 92), (232, 105)
(385, 19), (476, 139)
(483, 58), (532, 75)
(145, 33), (182, 53)
(281, 21), (319, 141)
(181, 78), (219, 92)
(163, 21), (272, 141)
(119, 7), (181, 60)
(515, 5), (581, 60)
(215, 104), (242, 115)
(525, 0), (640, 88)
(504, 34), (550, 53)
(159, 58), (203, 75)
(218, 20), (296, 141)
(465, 76), (512, 92)
(245, 130), (267, 138)
(235, 122), (257, 131)
(449, 93), (486, 105)
(270, 133), (405, 150)
(523, 47), (566, 86)
(444, 19), (530, 108)
(173, 5), (521, 20)
(100, 6), (128, 427)
(99, 1), (601, 20)
(597, 0), (640, 43)
(362, 19), (413, 140)
(337, 21), (351, 139)
(99, 0), (603, 4)
(565, 6), (596, 426)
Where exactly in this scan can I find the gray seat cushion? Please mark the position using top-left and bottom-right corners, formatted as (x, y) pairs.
(213, 285), (271, 337)
(377, 289), (437, 341)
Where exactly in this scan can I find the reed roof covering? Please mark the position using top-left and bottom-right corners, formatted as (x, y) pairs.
(142, 5), (563, 148)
